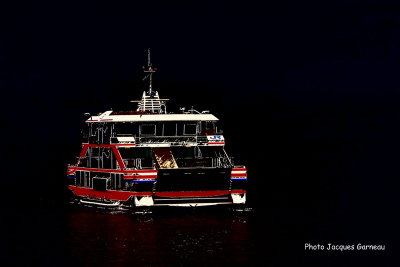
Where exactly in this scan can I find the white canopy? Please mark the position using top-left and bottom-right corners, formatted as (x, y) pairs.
(87, 111), (219, 123)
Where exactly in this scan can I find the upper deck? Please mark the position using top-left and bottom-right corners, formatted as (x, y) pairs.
(82, 50), (225, 146)
(86, 111), (219, 123)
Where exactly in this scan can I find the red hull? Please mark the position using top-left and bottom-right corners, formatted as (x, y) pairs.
(69, 185), (246, 202)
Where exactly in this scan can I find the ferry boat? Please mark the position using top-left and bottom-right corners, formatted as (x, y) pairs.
(66, 49), (247, 208)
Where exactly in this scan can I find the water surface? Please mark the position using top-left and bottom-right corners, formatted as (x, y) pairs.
(66, 207), (256, 266)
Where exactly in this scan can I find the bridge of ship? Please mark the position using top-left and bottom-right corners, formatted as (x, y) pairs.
(84, 111), (226, 147)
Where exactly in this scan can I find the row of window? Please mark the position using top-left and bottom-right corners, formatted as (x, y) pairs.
(140, 123), (197, 136)
(85, 121), (217, 138)
(116, 121), (216, 136)
(78, 146), (227, 169)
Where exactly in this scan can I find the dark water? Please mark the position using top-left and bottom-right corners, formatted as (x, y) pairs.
(3, 206), (259, 266)
(2, 200), (394, 267)
(67, 208), (254, 266)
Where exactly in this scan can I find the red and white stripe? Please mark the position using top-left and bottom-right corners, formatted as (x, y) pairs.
(231, 167), (247, 178)
(208, 142), (225, 145)
(124, 170), (158, 180)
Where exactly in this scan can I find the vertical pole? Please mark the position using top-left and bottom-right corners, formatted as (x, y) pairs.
(148, 48), (152, 94)
(88, 147), (91, 168)
(98, 147), (101, 168)
(111, 148), (113, 169)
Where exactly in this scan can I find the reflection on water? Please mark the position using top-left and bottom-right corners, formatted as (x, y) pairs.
(67, 207), (255, 266)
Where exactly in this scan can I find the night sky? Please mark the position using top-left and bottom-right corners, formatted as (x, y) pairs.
(1, 0), (398, 265)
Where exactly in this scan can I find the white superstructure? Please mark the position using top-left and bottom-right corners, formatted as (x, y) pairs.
(87, 113), (219, 122)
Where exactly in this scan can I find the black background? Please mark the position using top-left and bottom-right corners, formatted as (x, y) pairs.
(1, 0), (398, 266)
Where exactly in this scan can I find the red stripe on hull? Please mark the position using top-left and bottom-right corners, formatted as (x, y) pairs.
(69, 186), (246, 201)
(232, 168), (247, 171)
(68, 167), (157, 174)
(124, 169), (157, 173)
(68, 186), (151, 201)
(124, 174), (157, 179)
(230, 173), (247, 177)
(231, 189), (246, 194)
(82, 144), (136, 147)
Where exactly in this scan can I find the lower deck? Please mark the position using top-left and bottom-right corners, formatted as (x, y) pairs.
(67, 144), (247, 207)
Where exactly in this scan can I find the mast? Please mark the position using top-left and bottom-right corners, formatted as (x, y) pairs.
(144, 48), (156, 94)
(132, 49), (169, 113)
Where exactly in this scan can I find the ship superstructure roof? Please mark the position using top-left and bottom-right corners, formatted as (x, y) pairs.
(87, 111), (219, 123)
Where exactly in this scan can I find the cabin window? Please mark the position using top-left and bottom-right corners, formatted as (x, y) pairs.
(172, 147), (195, 159)
(119, 147), (152, 159)
(201, 121), (216, 135)
(163, 122), (176, 136)
(115, 122), (139, 136)
(140, 124), (156, 136)
(184, 123), (197, 135)
(119, 147), (153, 168)
(86, 147), (115, 169)
(156, 122), (164, 136)
(176, 122), (184, 136)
